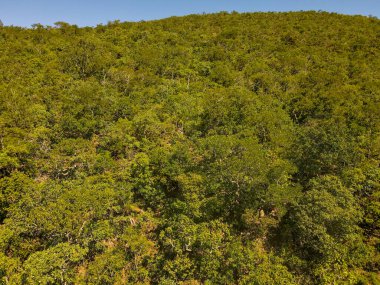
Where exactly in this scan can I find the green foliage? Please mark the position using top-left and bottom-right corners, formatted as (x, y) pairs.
(23, 243), (87, 285)
(0, 11), (379, 284)
(279, 175), (371, 283)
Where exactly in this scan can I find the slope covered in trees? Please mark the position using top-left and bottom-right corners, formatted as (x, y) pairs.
(0, 11), (379, 284)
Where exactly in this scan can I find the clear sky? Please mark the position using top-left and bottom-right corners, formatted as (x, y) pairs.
(1, 0), (380, 27)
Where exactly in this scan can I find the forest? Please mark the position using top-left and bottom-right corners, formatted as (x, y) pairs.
(0, 11), (379, 284)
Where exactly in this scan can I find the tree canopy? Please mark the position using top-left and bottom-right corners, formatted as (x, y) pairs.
(0, 11), (379, 284)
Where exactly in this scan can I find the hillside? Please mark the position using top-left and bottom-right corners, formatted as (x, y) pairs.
(0, 11), (379, 284)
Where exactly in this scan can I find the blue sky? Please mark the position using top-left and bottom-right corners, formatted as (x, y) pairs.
(1, 0), (380, 27)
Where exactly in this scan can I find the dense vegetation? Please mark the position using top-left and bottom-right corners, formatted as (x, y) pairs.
(0, 11), (379, 284)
